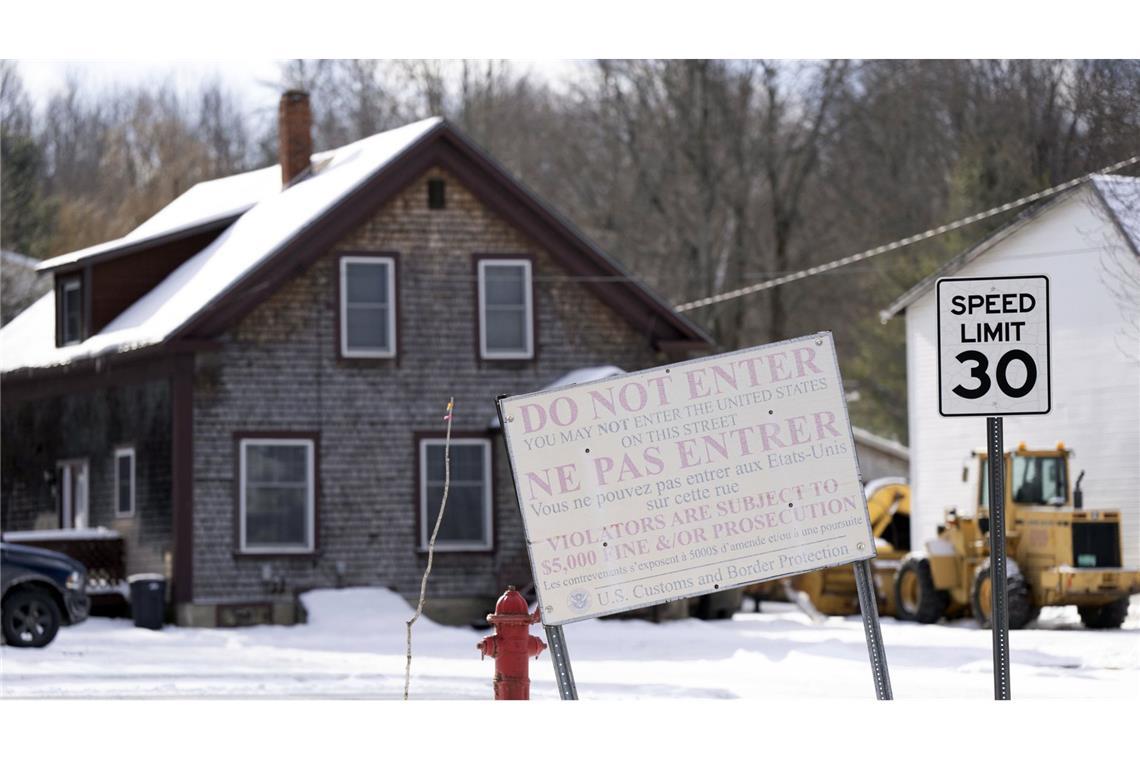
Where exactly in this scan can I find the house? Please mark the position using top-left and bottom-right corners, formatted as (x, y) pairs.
(881, 174), (1140, 567)
(0, 91), (712, 626)
(850, 427), (908, 483)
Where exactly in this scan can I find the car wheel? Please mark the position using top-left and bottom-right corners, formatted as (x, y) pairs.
(2, 588), (62, 647)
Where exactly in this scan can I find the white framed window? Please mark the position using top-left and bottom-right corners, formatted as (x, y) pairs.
(239, 438), (316, 554)
(418, 438), (493, 551)
(114, 446), (135, 517)
(477, 258), (533, 359)
(59, 276), (84, 346)
(340, 255), (397, 358)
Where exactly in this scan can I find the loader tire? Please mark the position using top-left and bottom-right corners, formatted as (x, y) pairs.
(1078, 598), (1129, 630)
(971, 567), (1035, 630)
(894, 556), (948, 624)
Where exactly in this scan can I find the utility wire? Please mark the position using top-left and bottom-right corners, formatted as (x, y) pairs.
(674, 155), (1140, 313)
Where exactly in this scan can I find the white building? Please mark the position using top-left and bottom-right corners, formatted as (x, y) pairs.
(882, 175), (1140, 567)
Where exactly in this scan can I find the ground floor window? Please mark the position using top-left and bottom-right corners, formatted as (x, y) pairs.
(114, 446), (135, 517)
(238, 437), (316, 554)
(418, 437), (492, 550)
(56, 459), (89, 529)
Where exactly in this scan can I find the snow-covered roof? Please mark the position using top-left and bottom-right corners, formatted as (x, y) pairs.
(488, 365), (625, 428)
(36, 165), (284, 273)
(1090, 174), (1140, 256)
(851, 427), (909, 460)
(2, 526), (122, 542)
(1, 117), (444, 375)
(881, 174), (1140, 322)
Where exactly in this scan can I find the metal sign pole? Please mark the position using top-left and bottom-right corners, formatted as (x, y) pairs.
(987, 416), (1012, 700)
(544, 624), (579, 700)
(853, 559), (894, 700)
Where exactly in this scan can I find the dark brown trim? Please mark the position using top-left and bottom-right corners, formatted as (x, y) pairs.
(1, 340), (215, 404)
(472, 253), (538, 365)
(334, 250), (401, 363)
(412, 430), (497, 555)
(171, 353), (194, 605)
(40, 213), (242, 275)
(231, 431), (321, 559)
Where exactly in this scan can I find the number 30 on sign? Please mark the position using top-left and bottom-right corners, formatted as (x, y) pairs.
(936, 275), (1051, 417)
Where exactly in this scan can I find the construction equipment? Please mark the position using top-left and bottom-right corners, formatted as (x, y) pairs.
(744, 478), (912, 618)
(895, 443), (1140, 629)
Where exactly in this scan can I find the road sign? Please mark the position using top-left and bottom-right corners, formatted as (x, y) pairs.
(937, 275), (1051, 417)
(497, 332), (875, 626)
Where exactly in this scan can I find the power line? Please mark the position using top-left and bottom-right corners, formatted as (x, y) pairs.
(673, 155), (1140, 313)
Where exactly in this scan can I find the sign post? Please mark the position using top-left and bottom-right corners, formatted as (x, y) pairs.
(937, 275), (1051, 701)
(853, 559), (893, 699)
(498, 332), (892, 699)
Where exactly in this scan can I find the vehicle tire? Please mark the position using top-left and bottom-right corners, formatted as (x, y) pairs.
(893, 556), (949, 623)
(1, 588), (62, 648)
(971, 567), (1035, 630)
(1078, 598), (1130, 630)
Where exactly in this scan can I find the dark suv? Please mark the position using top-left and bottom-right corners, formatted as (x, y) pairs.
(1, 542), (90, 647)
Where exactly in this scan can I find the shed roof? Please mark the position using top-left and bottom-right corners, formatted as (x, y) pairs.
(879, 174), (1140, 322)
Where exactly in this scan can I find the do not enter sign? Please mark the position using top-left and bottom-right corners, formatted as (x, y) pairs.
(937, 275), (1051, 416)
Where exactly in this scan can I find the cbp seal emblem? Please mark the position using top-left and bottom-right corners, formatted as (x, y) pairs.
(567, 590), (591, 611)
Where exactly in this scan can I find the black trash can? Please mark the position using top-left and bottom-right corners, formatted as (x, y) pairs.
(128, 573), (167, 630)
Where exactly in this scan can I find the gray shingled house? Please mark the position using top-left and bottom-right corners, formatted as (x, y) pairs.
(0, 92), (711, 626)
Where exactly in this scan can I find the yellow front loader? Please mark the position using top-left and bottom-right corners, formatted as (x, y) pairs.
(895, 444), (1140, 629)
(748, 478), (913, 617)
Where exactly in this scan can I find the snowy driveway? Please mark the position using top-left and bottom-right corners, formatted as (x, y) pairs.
(2, 589), (1138, 699)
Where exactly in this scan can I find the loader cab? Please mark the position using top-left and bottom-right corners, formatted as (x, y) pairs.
(977, 444), (1071, 518)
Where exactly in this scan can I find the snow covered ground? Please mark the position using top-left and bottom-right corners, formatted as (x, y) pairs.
(2, 588), (1137, 699)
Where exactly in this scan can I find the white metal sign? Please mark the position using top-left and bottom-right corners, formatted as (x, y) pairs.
(937, 275), (1051, 417)
(498, 332), (875, 625)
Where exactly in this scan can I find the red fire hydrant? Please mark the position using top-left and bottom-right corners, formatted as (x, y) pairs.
(476, 586), (547, 700)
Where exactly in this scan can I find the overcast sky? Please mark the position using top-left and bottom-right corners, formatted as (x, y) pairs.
(14, 60), (582, 111)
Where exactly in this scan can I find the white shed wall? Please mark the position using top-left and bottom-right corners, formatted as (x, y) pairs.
(906, 188), (1140, 567)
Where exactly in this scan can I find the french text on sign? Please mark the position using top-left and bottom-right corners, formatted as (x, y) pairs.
(498, 332), (876, 626)
(936, 275), (1051, 417)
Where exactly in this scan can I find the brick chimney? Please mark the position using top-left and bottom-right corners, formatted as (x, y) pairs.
(278, 90), (312, 186)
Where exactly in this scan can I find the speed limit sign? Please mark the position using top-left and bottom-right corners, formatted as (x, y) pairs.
(937, 275), (1051, 417)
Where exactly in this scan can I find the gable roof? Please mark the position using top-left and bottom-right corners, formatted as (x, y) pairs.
(880, 174), (1140, 322)
(1, 119), (711, 379)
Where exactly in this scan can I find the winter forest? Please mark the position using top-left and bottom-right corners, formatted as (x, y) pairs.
(3, 59), (1139, 442)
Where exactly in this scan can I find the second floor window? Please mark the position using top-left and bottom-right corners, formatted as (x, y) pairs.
(57, 276), (84, 346)
(340, 255), (396, 358)
(114, 446), (135, 517)
(477, 258), (534, 359)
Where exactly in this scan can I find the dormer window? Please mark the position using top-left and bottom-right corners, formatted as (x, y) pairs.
(56, 275), (85, 346)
